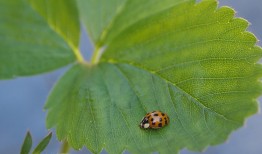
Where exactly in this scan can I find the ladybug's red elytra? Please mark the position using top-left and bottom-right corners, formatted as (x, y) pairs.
(140, 111), (169, 129)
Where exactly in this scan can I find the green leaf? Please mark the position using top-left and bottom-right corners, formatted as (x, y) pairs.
(32, 132), (52, 154)
(77, 0), (191, 46)
(0, 0), (80, 79)
(46, 0), (262, 154)
(20, 131), (32, 154)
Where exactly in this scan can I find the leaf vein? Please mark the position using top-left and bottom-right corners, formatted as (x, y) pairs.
(167, 84), (199, 146)
(109, 64), (146, 153)
(175, 76), (248, 85)
(85, 88), (99, 152)
(156, 57), (252, 73)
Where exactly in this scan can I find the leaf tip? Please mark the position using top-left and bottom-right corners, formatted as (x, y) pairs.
(20, 131), (33, 154)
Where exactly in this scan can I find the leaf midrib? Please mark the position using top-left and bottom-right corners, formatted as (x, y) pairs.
(100, 68), (143, 153)
(113, 64), (175, 153)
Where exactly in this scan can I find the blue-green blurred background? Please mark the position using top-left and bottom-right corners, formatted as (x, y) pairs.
(0, 0), (261, 153)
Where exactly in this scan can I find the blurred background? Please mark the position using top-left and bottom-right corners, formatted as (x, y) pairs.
(0, 0), (261, 153)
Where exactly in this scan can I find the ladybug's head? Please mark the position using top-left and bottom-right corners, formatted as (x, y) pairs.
(139, 117), (150, 129)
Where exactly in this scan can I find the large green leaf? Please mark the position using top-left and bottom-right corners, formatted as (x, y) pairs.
(46, 0), (262, 153)
(0, 0), (80, 79)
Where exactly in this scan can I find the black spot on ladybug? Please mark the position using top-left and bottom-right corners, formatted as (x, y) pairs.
(151, 118), (153, 121)
(142, 118), (148, 124)
(161, 113), (165, 116)
(152, 122), (156, 125)
(153, 113), (158, 116)
(160, 118), (162, 122)
(158, 123), (162, 127)
(165, 120), (167, 125)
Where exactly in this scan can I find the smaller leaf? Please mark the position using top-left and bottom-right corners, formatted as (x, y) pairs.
(20, 131), (32, 154)
(32, 132), (52, 154)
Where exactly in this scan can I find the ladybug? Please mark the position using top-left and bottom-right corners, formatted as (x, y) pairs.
(140, 111), (169, 129)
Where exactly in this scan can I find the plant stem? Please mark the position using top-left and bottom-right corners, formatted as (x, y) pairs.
(68, 42), (84, 62)
(74, 48), (84, 62)
(75, 50), (84, 62)
(90, 46), (101, 64)
(60, 140), (70, 154)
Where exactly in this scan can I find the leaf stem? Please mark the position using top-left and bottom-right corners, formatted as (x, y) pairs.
(90, 46), (102, 64)
(70, 44), (84, 62)
(74, 48), (84, 62)
(60, 140), (70, 154)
